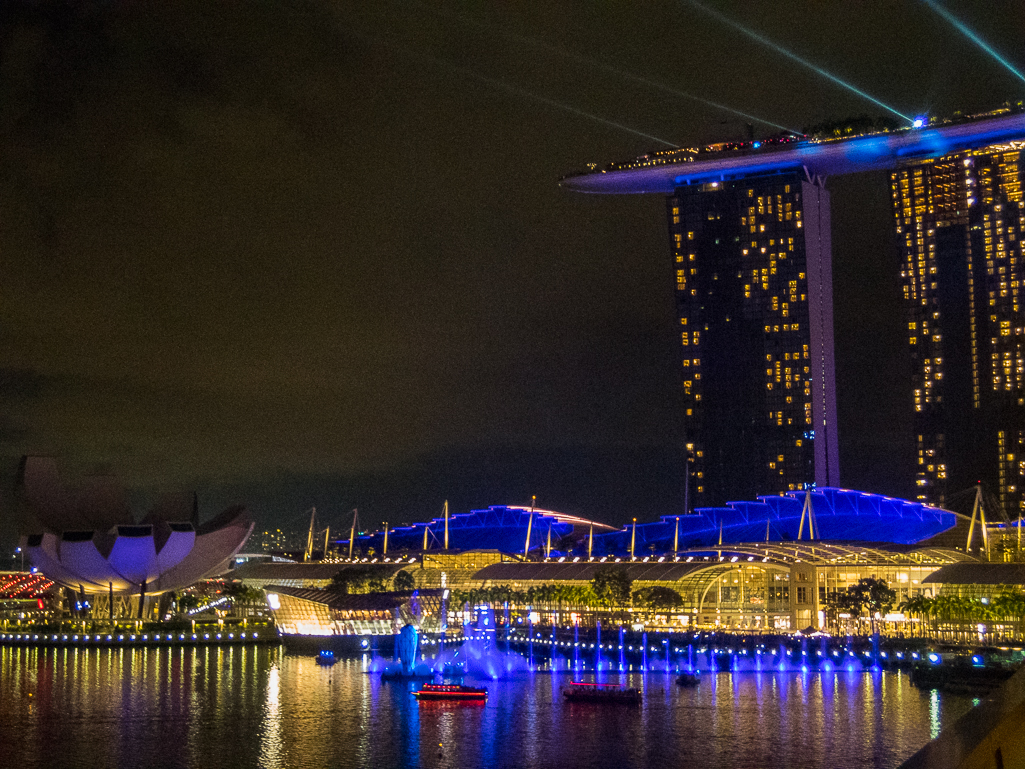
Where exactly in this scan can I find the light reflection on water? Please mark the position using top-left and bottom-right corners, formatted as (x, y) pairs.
(0, 646), (978, 769)
(260, 662), (282, 768)
(929, 688), (942, 741)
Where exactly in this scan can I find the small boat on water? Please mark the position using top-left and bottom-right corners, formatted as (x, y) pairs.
(316, 650), (337, 666)
(412, 683), (488, 702)
(676, 672), (700, 687)
(562, 681), (641, 704)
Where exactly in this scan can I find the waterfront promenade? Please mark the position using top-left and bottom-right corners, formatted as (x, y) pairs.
(0, 618), (276, 647)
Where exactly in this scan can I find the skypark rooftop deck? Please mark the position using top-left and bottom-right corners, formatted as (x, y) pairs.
(560, 109), (1025, 194)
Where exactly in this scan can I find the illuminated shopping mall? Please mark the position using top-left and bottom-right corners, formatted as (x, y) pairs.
(233, 487), (1025, 635)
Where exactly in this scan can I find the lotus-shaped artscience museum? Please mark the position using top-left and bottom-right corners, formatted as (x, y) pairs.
(16, 457), (253, 596)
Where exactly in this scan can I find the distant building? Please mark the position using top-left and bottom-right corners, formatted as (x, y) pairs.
(667, 173), (839, 507)
(254, 528), (303, 552)
(891, 145), (1025, 515)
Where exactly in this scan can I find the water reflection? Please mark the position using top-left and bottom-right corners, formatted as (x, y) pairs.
(0, 646), (979, 769)
(260, 662), (283, 768)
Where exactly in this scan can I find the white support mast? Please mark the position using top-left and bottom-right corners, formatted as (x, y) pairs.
(966, 485), (989, 559)
(798, 490), (816, 541)
(348, 508), (358, 560)
(304, 507), (316, 563)
(523, 496), (536, 559)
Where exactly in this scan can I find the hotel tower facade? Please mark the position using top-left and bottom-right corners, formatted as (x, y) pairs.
(891, 143), (1025, 516)
(667, 172), (840, 508)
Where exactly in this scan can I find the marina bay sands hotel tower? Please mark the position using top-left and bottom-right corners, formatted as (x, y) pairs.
(664, 169), (835, 508)
(893, 145), (1025, 513)
(562, 110), (1025, 513)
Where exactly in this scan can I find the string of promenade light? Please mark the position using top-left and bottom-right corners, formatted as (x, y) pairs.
(0, 627), (270, 645)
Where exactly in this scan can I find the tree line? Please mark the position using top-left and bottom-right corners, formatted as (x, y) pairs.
(898, 590), (1025, 631)
(449, 568), (684, 612)
(822, 579), (1025, 639)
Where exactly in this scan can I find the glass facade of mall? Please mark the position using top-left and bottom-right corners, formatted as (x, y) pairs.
(472, 544), (970, 632)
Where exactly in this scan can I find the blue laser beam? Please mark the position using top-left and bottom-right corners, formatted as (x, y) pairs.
(352, 30), (677, 148)
(461, 66), (679, 148)
(921, 0), (1025, 84)
(416, 2), (798, 135)
(486, 26), (798, 135)
(685, 0), (911, 123)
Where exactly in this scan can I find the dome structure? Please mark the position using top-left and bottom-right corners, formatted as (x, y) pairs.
(16, 456), (252, 596)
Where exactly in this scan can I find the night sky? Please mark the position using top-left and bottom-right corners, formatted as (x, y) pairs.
(1, 0), (1022, 545)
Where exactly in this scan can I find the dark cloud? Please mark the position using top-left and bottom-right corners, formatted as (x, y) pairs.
(0, 367), (48, 399)
(0, 0), (1021, 548)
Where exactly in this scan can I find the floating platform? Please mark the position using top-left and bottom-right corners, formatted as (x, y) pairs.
(676, 672), (701, 687)
(563, 681), (642, 704)
(911, 661), (1017, 693)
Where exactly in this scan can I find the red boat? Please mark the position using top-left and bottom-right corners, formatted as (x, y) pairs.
(412, 683), (488, 701)
(562, 681), (642, 704)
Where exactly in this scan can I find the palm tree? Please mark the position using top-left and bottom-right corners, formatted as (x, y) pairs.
(994, 589), (1025, 640)
(898, 594), (933, 638)
(393, 570), (416, 591)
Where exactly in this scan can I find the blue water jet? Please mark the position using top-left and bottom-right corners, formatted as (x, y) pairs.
(527, 613), (534, 669)
(574, 624), (580, 671)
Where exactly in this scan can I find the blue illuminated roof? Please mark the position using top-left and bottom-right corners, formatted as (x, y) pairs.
(344, 505), (615, 555)
(560, 111), (1025, 194)
(590, 488), (956, 555)
(340, 491), (954, 558)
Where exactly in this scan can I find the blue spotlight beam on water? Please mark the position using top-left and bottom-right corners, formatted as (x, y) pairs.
(416, 2), (798, 135)
(685, 0), (911, 123)
(921, 0), (1025, 84)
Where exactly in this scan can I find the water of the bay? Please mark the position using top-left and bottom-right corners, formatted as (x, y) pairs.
(0, 644), (978, 769)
